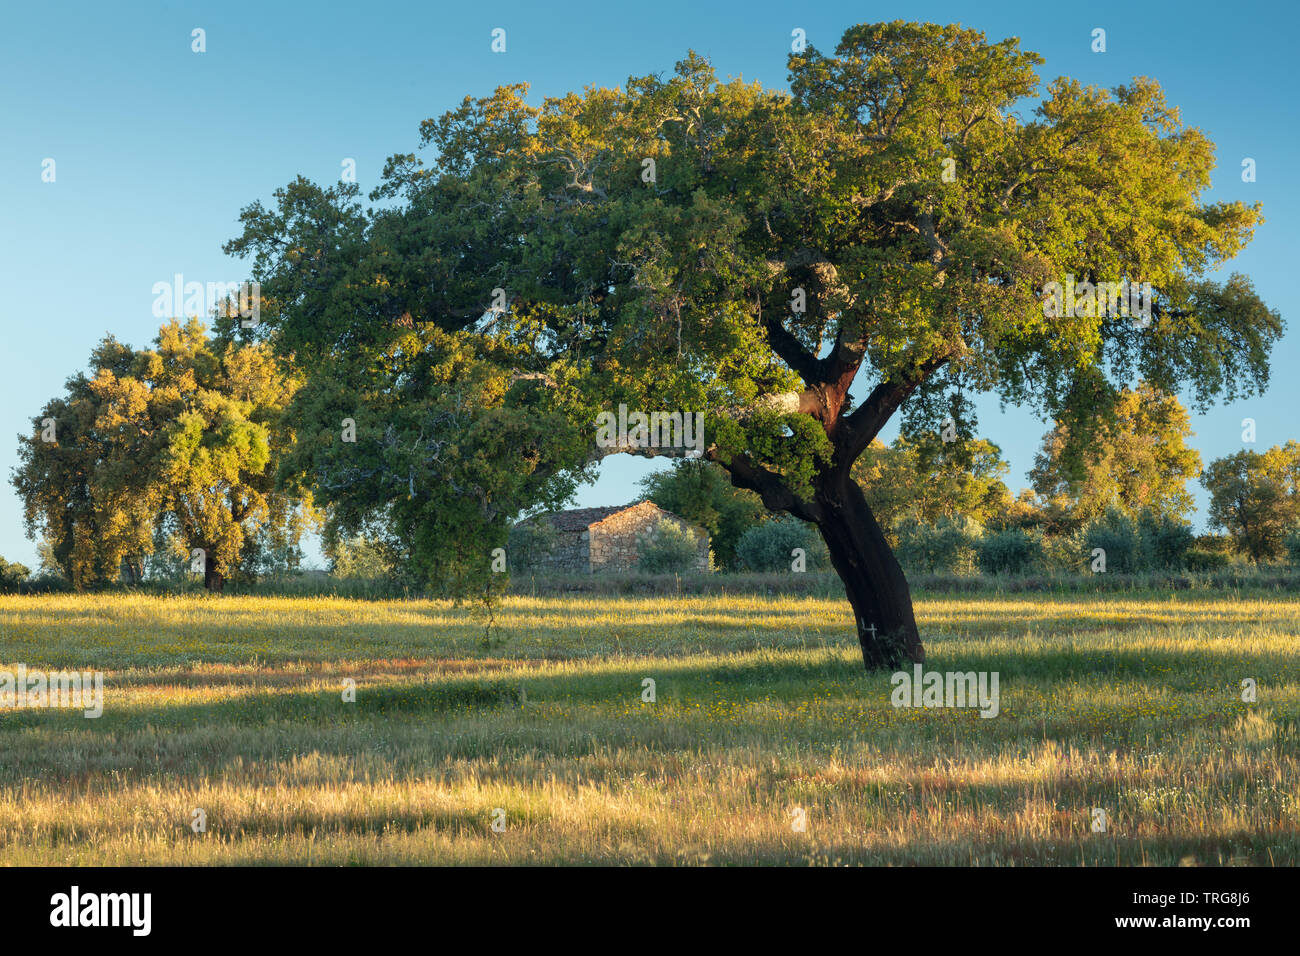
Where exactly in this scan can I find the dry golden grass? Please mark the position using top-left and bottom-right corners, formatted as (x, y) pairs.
(0, 590), (1297, 864)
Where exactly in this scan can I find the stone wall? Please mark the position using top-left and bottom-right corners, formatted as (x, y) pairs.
(589, 502), (710, 573)
(523, 501), (711, 574)
(537, 529), (590, 574)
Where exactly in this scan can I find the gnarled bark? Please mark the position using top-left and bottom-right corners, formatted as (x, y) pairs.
(812, 467), (923, 670)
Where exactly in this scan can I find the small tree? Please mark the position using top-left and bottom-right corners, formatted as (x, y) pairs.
(1201, 443), (1300, 563)
(505, 518), (559, 573)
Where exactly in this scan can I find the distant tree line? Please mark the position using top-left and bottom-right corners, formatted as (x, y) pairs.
(9, 337), (1298, 590)
(619, 383), (1300, 576)
(10, 335), (1300, 590)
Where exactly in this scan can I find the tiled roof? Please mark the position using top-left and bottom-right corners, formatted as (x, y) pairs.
(537, 501), (655, 532)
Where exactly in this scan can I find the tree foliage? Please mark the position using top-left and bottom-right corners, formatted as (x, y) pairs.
(12, 319), (312, 589)
(639, 460), (765, 568)
(854, 434), (1011, 530)
(266, 323), (592, 597)
(1201, 443), (1300, 563)
(0, 556), (30, 592)
(221, 21), (1281, 665)
(1030, 383), (1201, 526)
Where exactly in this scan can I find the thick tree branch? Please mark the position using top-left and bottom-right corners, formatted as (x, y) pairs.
(837, 355), (950, 464)
(850, 178), (910, 209)
(713, 450), (823, 523)
(758, 306), (823, 384)
(762, 248), (865, 395)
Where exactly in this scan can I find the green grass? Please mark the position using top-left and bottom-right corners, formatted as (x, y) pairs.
(0, 590), (1297, 865)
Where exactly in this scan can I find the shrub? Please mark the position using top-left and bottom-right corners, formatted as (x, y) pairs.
(894, 516), (981, 574)
(734, 517), (828, 572)
(1042, 529), (1087, 573)
(638, 518), (702, 574)
(1183, 547), (1232, 572)
(1081, 507), (1196, 572)
(639, 460), (765, 570)
(506, 519), (558, 572)
(976, 527), (1043, 575)
(1083, 507), (1142, 573)
(1137, 510), (1196, 570)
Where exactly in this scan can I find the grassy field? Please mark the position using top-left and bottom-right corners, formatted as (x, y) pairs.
(1, 589), (1298, 865)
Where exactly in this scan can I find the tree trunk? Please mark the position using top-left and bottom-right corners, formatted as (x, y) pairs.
(204, 562), (225, 593)
(119, 555), (142, 586)
(814, 469), (923, 670)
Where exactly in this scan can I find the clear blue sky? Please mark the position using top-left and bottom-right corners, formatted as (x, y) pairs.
(1, 0), (1295, 568)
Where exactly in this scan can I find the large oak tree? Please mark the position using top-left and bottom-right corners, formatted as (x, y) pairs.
(225, 21), (1281, 668)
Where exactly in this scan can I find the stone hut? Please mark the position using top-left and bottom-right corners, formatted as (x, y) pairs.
(523, 501), (710, 574)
